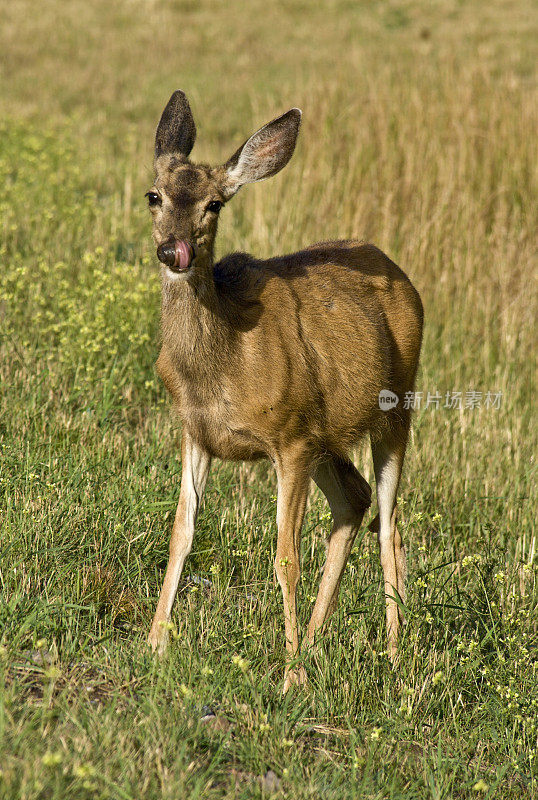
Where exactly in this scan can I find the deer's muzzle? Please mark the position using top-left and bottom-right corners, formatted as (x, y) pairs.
(157, 240), (194, 271)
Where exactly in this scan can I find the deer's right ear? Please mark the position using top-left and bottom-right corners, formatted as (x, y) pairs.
(155, 91), (197, 160)
(222, 108), (302, 198)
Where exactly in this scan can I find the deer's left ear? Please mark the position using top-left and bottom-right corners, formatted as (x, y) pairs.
(222, 109), (301, 198)
(155, 90), (197, 160)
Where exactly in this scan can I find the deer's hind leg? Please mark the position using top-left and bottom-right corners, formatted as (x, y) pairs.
(304, 455), (371, 649)
(367, 509), (406, 619)
(370, 420), (410, 661)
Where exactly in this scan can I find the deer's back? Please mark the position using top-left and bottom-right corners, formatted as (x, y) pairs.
(214, 241), (421, 457)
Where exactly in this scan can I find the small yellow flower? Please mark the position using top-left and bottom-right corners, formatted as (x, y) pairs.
(73, 764), (96, 779)
(42, 751), (63, 767)
(259, 722), (271, 733)
(231, 655), (249, 672)
(473, 779), (488, 792)
(201, 666), (214, 677)
(44, 666), (61, 680)
(432, 670), (445, 686)
(370, 727), (382, 741)
(462, 555), (480, 568)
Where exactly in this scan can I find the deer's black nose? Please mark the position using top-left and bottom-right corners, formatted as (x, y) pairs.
(157, 241), (176, 267)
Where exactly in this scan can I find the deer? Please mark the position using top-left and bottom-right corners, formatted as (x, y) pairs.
(145, 91), (423, 692)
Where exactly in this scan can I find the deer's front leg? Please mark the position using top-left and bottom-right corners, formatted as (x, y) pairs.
(148, 431), (211, 654)
(274, 446), (311, 693)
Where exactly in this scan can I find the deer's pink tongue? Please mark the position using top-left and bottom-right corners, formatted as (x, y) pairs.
(174, 240), (194, 270)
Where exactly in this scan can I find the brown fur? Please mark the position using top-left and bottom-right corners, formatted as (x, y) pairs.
(157, 240), (422, 462)
(146, 92), (423, 690)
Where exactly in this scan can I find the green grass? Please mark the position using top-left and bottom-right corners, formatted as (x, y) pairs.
(0, 0), (537, 797)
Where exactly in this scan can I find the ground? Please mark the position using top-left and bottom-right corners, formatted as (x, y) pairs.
(0, 0), (536, 797)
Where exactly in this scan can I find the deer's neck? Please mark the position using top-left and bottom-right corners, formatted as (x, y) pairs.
(160, 262), (236, 386)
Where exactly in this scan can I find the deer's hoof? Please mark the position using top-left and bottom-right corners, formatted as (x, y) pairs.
(282, 665), (308, 694)
(148, 623), (169, 655)
(387, 640), (399, 666)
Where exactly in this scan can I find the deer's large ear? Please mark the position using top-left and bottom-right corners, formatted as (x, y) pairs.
(222, 109), (301, 198)
(155, 91), (197, 160)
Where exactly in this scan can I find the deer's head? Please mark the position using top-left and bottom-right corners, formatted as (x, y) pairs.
(147, 91), (301, 282)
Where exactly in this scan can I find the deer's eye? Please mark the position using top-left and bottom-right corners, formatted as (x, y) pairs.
(206, 200), (222, 214)
(145, 191), (161, 207)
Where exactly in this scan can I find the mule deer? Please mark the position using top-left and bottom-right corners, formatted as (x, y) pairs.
(146, 91), (423, 691)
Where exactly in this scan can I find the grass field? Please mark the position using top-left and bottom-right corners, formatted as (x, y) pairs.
(1, 0), (537, 797)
